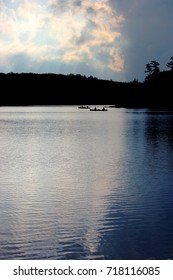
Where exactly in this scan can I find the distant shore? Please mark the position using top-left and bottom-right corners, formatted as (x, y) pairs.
(0, 72), (173, 108)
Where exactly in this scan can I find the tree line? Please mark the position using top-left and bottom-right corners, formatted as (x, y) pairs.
(145, 56), (173, 81)
(0, 57), (173, 108)
(143, 56), (173, 108)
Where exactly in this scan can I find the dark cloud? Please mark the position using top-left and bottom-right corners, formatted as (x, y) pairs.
(74, 0), (82, 7)
(50, 0), (69, 13)
(75, 32), (92, 45)
(86, 7), (96, 15)
(75, 20), (97, 45)
(50, 0), (82, 14)
(109, 0), (173, 81)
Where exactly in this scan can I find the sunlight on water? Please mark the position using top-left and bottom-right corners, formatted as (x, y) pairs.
(0, 106), (173, 259)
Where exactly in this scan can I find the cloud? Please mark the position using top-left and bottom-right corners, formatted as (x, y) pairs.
(1, 0), (173, 81)
(109, 0), (173, 81)
(0, 0), (126, 80)
(48, 0), (125, 73)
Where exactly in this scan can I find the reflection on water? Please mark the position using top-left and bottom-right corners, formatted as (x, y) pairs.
(0, 106), (173, 260)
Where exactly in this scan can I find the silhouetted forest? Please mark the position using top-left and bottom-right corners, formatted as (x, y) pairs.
(0, 59), (173, 108)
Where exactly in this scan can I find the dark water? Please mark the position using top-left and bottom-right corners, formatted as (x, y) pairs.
(0, 106), (173, 260)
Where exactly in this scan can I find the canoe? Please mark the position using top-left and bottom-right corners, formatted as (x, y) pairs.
(90, 107), (108, 111)
(78, 105), (90, 109)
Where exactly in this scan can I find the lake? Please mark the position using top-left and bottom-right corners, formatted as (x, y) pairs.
(0, 106), (173, 260)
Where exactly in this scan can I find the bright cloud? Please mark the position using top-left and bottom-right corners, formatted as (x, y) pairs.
(0, 0), (125, 79)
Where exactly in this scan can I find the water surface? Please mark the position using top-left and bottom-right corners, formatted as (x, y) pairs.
(0, 106), (173, 260)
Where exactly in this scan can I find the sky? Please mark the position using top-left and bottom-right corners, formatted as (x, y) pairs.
(0, 0), (173, 82)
